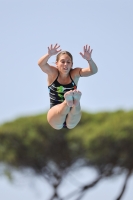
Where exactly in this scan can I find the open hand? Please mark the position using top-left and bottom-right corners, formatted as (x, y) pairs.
(48, 44), (61, 56)
(79, 44), (93, 61)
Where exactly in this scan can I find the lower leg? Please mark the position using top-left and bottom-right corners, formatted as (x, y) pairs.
(66, 104), (81, 129)
(66, 90), (82, 129)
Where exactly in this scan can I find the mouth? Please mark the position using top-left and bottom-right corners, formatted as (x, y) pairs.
(63, 67), (68, 70)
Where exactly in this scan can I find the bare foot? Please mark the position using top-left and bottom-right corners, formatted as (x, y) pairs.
(64, 90), (74, 107)
(73, 90), (82, 106)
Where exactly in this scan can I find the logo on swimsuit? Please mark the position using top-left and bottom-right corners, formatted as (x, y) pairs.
(57, 86), (65, 101)
(57, 86), (65, 93)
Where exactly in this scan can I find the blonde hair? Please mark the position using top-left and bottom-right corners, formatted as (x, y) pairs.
(56, 51), (73, 63)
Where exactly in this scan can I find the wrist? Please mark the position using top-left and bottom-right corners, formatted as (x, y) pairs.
(86, 58), (92, 62)
(47, 53), (51, 59)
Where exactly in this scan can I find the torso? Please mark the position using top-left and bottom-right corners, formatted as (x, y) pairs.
(47, 68), (80, 86)
(48, 69), (78, 108)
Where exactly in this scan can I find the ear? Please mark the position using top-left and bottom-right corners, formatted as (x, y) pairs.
(71, 62), (73, 68)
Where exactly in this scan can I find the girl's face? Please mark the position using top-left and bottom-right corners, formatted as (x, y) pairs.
(56, 54), (73, 74)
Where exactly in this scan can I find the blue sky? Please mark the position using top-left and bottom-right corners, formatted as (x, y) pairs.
(0, 1), (133, 199)
(0, 0), (133, 124)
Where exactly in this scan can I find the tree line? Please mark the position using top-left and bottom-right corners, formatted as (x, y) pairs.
(0, 110), (133, 200)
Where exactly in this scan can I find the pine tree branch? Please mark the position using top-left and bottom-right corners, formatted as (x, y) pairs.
(115, 169), (132, 200)
(62, 174), (103, 200)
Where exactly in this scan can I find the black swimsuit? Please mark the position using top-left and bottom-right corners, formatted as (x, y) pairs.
(48, 71), (77, 128)
(48, 71), (77, 108)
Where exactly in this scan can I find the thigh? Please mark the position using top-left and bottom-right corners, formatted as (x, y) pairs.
(47, 104), (68, 129)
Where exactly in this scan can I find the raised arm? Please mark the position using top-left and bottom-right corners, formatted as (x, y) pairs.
(78, 44), (98, 77)
(38, 44), (61, 74)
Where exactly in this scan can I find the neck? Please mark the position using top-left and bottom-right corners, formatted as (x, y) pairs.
(58, 70), (70, 78)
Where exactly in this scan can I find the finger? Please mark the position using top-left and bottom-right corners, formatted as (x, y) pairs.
(79, 52), (84, 57)
(90, 49), (93, 55)
(88, 45), (90, 52)
(86, 45), (89, 51)
(50, 44), (53, 50)
(56, 45), (60, 49)
(86, 44), (88, 50)
(54, 43), (58, 48)
(57, 49), (62, 52)
(84, 46), (86, 52)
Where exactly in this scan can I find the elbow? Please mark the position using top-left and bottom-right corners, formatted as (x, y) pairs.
(38, 60), (42, 67)
(38, 60), (41, 66)
(92, 67), (98, 75)
(95, 67), (98, 74)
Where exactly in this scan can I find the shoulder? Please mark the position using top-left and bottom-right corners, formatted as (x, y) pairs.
(70, 68), (82, 85)
(70, 68), (82, 79)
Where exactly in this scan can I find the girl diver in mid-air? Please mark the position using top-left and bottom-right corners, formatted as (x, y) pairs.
(38, 44), (98, 130)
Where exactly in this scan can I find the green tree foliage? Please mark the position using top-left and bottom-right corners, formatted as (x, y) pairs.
(0, 110), (133, 200)
(68, 110), (133, 173)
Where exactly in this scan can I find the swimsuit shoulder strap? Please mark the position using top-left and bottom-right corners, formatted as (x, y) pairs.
(69, 71), (73, 80)
(55, 70), (59, 80)
(69, 71), (77, 86)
